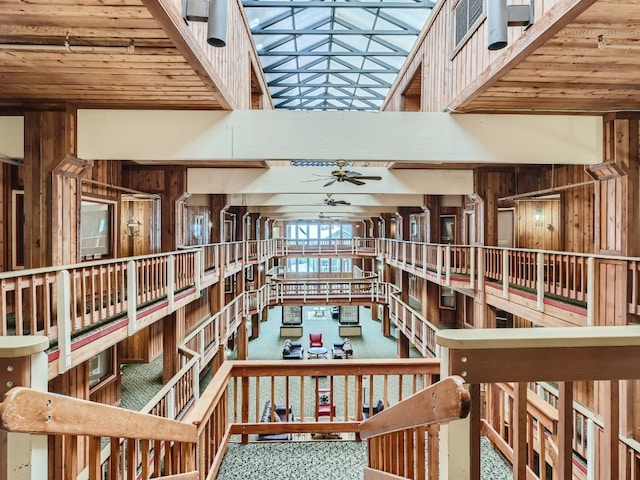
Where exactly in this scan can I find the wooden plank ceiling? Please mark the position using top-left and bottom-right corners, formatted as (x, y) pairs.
(459, 0), (640, 113)
(0, 0), (224, 109)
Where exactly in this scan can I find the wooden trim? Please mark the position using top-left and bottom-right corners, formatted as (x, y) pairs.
(0, 387), (197, 443)
(448, 345), (640, 383)
(156, 473), (198, 480)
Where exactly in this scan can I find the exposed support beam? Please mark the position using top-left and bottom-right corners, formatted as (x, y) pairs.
(259, 51), (407, 56)
(243, 1), (435, 7)
(264, 68), (397, 73)
(253, 28), (419, 35)
(272, 95), (385, 101)
(269, 83), (391, 88)
(186, 167), (474, 195)
(76, 110), (604, 165)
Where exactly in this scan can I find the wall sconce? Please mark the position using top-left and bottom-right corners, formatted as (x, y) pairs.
(183, 0), (229, 47)
(126, 216), (142, 237)
(488, 0), (534, 51)
(534, 206), (542, 222)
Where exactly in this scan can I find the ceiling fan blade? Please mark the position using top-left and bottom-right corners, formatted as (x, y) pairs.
(345, 171), (362, 177)
(354, 176), (382, 181)
(345, 177), (365, 186)
(323, 178), (337, 187)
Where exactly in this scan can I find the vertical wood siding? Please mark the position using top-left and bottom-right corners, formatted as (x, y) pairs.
(384, 0), (563, 113)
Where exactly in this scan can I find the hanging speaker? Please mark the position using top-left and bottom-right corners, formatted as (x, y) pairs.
(207, 0), (228, 47)
(487, 0), (508, 51)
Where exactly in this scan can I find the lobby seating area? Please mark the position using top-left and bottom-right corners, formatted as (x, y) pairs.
(282, 339), (304, 359)
(258, 401), (295, 441)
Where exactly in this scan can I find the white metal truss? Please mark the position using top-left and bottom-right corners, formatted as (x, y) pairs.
(242, 0), (434, 111)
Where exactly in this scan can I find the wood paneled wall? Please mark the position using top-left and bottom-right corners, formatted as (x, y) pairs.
(597, 116), (640, 256)
(515, 200), (560, 251)
(121, 322), (164, 364)
(383, 0), (563, 113)
(126, 166), (187, 252)
(475, 169), (516, 246)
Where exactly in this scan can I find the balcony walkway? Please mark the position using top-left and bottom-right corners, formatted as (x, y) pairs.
(117, 306), (513, 479)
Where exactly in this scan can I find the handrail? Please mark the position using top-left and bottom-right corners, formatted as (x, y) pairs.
(0, 387), (196, 442)
(359, 375), (470, 439)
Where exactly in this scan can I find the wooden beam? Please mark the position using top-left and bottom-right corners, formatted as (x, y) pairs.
(512, 383), (527, 480)
(77, 110), (603, 165)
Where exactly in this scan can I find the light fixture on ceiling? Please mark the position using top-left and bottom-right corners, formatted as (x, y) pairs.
(0, 33), (135, 53)
(487, 0), (534, 51)
(183, 0), (229, 47)
(126, 216), (142, 237)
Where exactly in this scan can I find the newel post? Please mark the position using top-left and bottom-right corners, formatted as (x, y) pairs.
(0, 336), (49, 480)
(438, 345), (476, 480)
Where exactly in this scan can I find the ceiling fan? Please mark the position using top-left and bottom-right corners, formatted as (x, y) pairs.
(324, 193), (350, 206)
(307, 160), (382, 187)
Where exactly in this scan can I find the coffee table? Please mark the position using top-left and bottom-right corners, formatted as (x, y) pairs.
(307, 347), (328, 359)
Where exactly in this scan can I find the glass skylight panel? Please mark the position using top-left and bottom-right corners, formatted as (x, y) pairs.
(243, 0), (434, 110)
(293, 8), (332, 29)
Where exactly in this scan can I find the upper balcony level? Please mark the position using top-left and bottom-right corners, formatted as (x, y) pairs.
(2, 236), (638, 378)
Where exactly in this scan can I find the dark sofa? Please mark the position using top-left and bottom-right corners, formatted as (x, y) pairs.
(258, 400), (294, 441)
(331, 338), (354, 359)
(282, 339), (304, 359)
(362, 398), (385, 419)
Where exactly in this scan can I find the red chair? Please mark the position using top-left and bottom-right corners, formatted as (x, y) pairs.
(309, 332), (323, 348)
(316, 388), (336, 418)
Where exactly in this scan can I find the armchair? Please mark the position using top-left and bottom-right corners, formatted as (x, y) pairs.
(309, 332), (323, 348)
(331, 338), (353, 359)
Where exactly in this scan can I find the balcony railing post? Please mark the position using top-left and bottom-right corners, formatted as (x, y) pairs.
(445, 244), (451, 286)
(167, 254), (176, 312)
(195, 249), (202, 298)
(436, 246), (443, 280)
(0, 336), (49, 480)
(502, 250), (509, 299)
(56, 270), (72, 374)
(587, 256), (595, 325)
(439, 345), (472, 480)
(478, 247), (484, 292)
(537, 251), (545, 312)
(127, 260), (138, 335)
(469, 246), (475, 289)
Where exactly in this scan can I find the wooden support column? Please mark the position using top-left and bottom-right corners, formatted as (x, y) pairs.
(469, 383), (481, 480)
(601, 380), (619, 480)
(23, 107), (81, 268)
(557, 382), (574, 479)
(0, 337), (49, 480)
(382, 304), (391, 337)
(397, 329), (410, 358)
(162, 312), (179, 383)
(236, 317), (248, 360)
(513, 382), (527, 480)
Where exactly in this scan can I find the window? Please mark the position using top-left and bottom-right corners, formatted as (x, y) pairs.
(89, 348), (115, 389)
(80, 200), (114, 260)
(455, 0), (484, 47)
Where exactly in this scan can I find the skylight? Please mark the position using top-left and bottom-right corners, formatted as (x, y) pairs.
(242, 0), (435, 111)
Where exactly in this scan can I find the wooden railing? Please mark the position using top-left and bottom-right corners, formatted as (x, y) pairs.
(436, 325), (640, 480)
(0, 358), (441, 480)
(359, 375), (470, 480)
(388, 293), (438, 357)
(0, 387), (198, 480)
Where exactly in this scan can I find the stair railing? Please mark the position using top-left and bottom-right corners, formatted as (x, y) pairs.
(359, 375), (470, 480)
